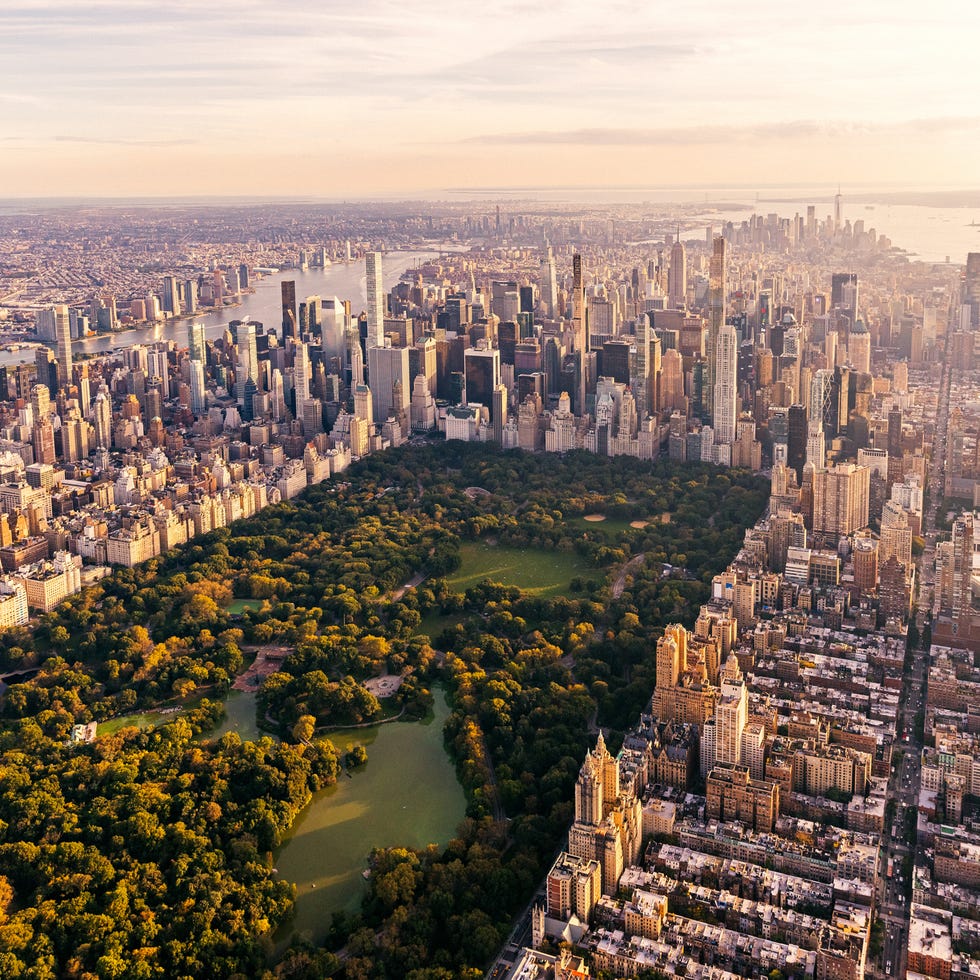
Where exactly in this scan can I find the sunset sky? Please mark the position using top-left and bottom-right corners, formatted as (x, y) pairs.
(2, 0), (978, 198)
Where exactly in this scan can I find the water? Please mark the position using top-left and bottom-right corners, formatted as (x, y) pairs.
(210, 688), (262, 742)
(274, 686), (467, 945)
(0, 250), (443, 369)
(695, 200), (980, 264)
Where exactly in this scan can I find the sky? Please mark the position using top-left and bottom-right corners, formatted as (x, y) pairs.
(1, 0), (979, 199)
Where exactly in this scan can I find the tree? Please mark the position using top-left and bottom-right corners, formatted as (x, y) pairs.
(292, 714), (316, 744)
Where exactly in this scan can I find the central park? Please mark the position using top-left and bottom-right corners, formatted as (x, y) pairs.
(0, 443), (767, 979)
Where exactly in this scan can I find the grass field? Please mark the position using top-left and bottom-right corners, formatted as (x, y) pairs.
(226, 599), (265, 616)
(446, 541), (593, 598)
(568, 514), (638, 536)
(416, 610), (469, 641)
(99, 711), (171, 734)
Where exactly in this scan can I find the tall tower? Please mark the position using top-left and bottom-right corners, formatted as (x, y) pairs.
(188, 321), (206, 364)
(281, 280), (297, 340)
(162, 276), (180, 316)
(632, 313), (652, 417)
(189, 360), (206, 416)
(574, 754), (603, 827)
(656, 625), (686, 689)
(669, 238), (687, 309)
(715, 655), (747, 766)
(320, 296), (346, 368)
(540, 247), (557, 318)
(93, 385), (112, 447)
(572, 253), (587, 415)
(706, 237), (726, 421)
(366, 251), (385, 348)
(712, 323), (737, 445)
(834, 186), (842, 232)
(293, 342), (310, 407)
(949, 514), (975, 623)
(54, 304), (72, 389)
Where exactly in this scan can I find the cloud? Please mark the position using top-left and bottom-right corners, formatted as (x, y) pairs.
(460, 117), (980, 146)
(54, 136), (198, 147)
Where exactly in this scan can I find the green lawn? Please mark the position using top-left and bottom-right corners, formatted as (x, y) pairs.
(446, 541), (593, 597)
(568, 514), (639, 536)
(416, 610), (469, 642)
(226, 599), (265, 616)
(99, 711), (169, 735)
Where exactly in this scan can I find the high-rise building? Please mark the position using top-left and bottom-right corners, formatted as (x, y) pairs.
(811, 463), (871, 536)
(162, 276), (180, 316)
(189, 360), (207, 416)
(706, 237), (726, 418)
(572, 254), (587, 415)
(669, 238), (687, 309)
(236, 321), (259, 393)
(366, 340), (410, 423)
(183, 279), (197, 314)
(831, 272), (859, 330)
(281, 280), (297, 339)
(880, 503), (912, 572)
(715, 655), (747, 766)
(806, 419), (825, 471)
(54, 304), (72, 389)
(320, 296), (346, 369)
(887, 406), (903, 458)
(944, 514), (975, 623)
(540, 248), (557, 318)
(464, 346), (501, 418)
(712, 323), (738, 445)
(661, 348), (685, 413)
(292, 342), (310, 407)
(366, 252), (385, 348)
(188, 321), (206, 364)
(847, 321), (871, 373)
(93, 386), (113, 447)
(964, 253), (980, 327)
(786, 405), (808, 483)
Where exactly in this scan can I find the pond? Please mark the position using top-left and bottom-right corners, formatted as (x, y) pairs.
(274, 686), (467, 945)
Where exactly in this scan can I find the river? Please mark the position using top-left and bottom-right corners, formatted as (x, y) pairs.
(274, 686), (467, 945)
(0, 250), (443, 369)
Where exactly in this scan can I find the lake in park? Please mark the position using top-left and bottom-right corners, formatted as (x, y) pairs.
(274, 685), (467, 945)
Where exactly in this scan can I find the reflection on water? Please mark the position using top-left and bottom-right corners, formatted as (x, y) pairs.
(274, 686), (466, 945)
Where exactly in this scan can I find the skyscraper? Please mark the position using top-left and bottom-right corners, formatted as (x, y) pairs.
(572, 253), (587, 415)
(540, 248), (557, 318)
(715, 656), (747, 766)
(293, 342), (310, 407)
(188, 321), (206, 364)
(706, 237), (726, 420)
(281, 280), (297, 340)
(831, 272), (859, 331)
(712, 323), (738, 445)
(464, 346), (501, 418)
(189, 361), (207, 417)
(946, 514), (975, 624)
(320, 296), (346, 369)
(811, 463), (871, 536)
(367, 340), (410, 423)
(89, 385), (110, 449)
(669, 238), (687, 309)
(162, 276), (180, 316)
(366, 251), (385, 348)
(54, 304), (72, 389)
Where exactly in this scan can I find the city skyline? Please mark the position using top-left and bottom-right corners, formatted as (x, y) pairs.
(2, 0), (980, 197)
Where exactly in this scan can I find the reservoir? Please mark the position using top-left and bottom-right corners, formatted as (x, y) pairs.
(274, 685), (467, 945)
